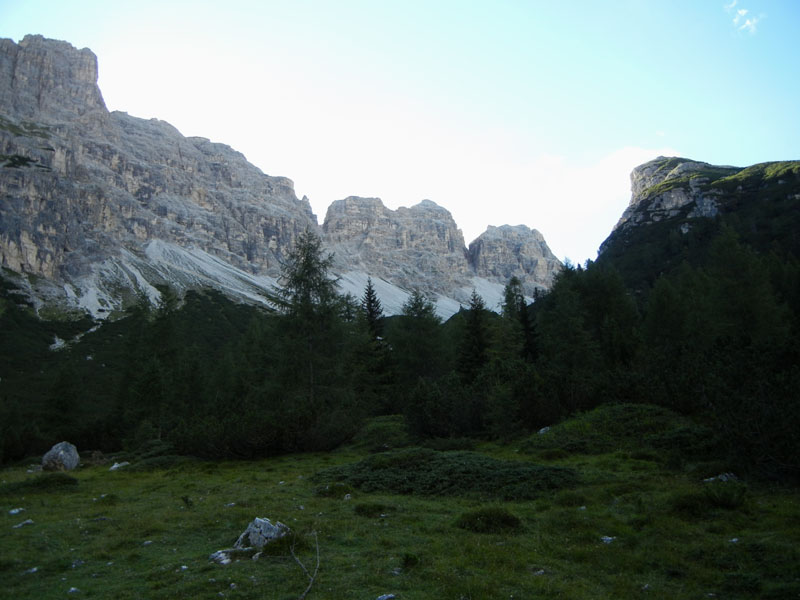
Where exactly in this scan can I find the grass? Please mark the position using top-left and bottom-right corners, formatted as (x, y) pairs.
(1, 408), (799, 599)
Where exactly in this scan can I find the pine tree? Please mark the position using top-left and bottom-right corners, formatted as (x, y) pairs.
(457, 289), (489, 383)
(361, 277), (384, 339)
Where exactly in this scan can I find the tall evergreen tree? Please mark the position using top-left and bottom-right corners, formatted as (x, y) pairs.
(457, 289), (490, 383)
(361, 276), (384, 339)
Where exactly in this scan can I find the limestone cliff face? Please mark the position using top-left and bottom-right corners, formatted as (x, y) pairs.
(1, 35), (317, 312)
(1, 35), (561, 316)
(599, 156), (800, 258)
(468, 225), (560, 293)
(323, 197), (472, 294)
(607, 157), (738, 240)
(324, 198), (560, 298)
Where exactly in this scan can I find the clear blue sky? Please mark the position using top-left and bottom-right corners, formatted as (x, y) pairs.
(2, 0), (798, 263)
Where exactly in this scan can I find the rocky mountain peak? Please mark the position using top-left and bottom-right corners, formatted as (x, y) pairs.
(468, 225), (560, 293)
(1, 35), (561, 317)
(0, 34), (106, 121)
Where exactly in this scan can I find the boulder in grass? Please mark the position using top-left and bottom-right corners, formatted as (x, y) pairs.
(233, 517), (290, 549)
(42, 442), (80, 471)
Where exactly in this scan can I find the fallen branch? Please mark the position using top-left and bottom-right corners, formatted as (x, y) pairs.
(291, 531), (320, 600)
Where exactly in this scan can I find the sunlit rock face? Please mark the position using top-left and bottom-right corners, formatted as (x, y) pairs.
(1, 35), (317, 313)
(0, 35), (561, 317)
(607, 156), (738, 238)
(323, 197), (472, 295)
(323, 198), (561, 302)
(468, 225), (561, 294)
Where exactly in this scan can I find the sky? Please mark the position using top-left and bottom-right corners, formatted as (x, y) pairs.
(2, 1), (799, 264)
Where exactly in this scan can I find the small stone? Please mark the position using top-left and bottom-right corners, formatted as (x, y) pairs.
(13, 519), (34, 529)
(143, 540), (153, 546)
(209, 550), (232, 565)
(9, 507), (24, 515)
(537, 426), (551, 435)
(24, 567), (38, 574)
(343, 493), (352, 501)
(224, 502), (236, 507)
(532, 569), (546, 576)
(376, 595), (396, 600)
(68, 587), (80, 594)
(109, 461), (130, 471)
(180, 565), (188, 571)
(729, 538), (739, 544)
(600, 536), (616, 544)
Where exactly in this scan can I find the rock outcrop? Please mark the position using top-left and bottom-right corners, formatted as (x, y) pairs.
(1, 35), (561, 317)
(41, 441), (80, 471)
(324, 198), (560, 300)
(324, 197), (471, 294)
(599, 155), (800, 258)
(468, 225), (561, 293)
(605, 157), (738, 242)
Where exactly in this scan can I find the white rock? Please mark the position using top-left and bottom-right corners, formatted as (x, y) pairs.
(109, 461), (130, 471)
(233, 517), (290, 549)
(42, 441), (80, 471)
(600, 536), (616, 544)
(13, 519), (34, 529)
(9, 507), (24, 515)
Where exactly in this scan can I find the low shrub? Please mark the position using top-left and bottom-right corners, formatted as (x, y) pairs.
(125, 455), (196, 472)
(669, 481), (748, 517)
(422, 437), (476, 451)
(521, 403), (722, 464)
(354, 502), (391, 518)
(0, 472), (78, 494)
(313, 482), (354, 498)
(455, 506), (523, 534)
(314, 448), (578, 500)
(351, 415), (412, 453)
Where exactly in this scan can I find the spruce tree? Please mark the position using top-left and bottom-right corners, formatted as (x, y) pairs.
(457, 289), (489, 383)
(361, 276), (384, 339)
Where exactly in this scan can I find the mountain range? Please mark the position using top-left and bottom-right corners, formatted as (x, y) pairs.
(3, 35), (799, 321)
(0, 35), (560, 319)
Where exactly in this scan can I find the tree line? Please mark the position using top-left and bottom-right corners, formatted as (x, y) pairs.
(1, 226), (798, 480)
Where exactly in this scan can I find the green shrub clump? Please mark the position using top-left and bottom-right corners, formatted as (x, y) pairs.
(314, 447), (578, 500)
(455, 506), (523, 534)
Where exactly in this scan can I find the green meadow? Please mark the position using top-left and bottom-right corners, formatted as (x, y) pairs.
(3, 406), (799, 600)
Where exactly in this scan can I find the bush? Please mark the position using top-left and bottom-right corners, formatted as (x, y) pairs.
(313, 482), (354, 498)
(352, 415), (412, 453)
(354, 502), (391, 518)
(521, 403), (721, 464)
(0, 472), (78, 495)
(314, 448), (578, 500)
(669, 481), (748, 517)
(455, 506), (523, 534)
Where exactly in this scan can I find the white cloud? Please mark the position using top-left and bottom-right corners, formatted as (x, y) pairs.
(725, 2), (763, 34)
(738, 15), (761, 34)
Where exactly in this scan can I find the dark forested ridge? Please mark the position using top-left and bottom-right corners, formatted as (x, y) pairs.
(2, 162), (800, 482)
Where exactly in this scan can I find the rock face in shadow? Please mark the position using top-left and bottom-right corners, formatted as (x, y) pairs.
(0, 35), (561, 316)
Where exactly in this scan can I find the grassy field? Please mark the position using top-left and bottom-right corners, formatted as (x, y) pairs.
(2, 406), (799, 599)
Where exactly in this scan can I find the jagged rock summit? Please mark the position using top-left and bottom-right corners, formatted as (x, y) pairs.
(0, 35), (561, 317)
